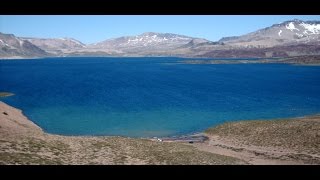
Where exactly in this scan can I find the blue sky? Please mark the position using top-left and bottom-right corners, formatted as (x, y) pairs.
(0, 15), (319, 44)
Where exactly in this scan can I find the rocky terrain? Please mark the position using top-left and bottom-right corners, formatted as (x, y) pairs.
(1, 19), (319, 59)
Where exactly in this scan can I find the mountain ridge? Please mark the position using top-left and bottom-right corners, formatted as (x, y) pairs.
(1, 19), (319, 59)
(0, 32), (49, 58)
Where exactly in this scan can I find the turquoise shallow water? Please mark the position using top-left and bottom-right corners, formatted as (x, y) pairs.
(1, 57), (320, 137)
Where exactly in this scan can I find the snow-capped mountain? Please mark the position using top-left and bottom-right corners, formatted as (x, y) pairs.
(219, 19), (320, 47)
(22, 37), (86, 55)
(1, 19), (320, 59)
(89, 32), (211, 52)
(0, 32), (48, 58)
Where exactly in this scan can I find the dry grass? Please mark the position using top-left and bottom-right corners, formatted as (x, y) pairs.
(205, 115), (320, 155)
(0, 135), (244, 165)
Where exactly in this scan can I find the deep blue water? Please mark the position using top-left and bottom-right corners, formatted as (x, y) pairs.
(1, 57), (320, 137)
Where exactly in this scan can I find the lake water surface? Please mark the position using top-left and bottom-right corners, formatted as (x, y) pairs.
(1, 57), (320, 137)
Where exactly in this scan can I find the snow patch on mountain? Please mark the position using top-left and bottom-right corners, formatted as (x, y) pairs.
(123, 33), (192, 46)
(278, 30), (282, 37)
(0, 39), (11, 47)
(0, 39), (6, 45)
(59, 38), (85, 47)
(69, 39), (85, 46)
(14, 37), (24, 47)
(296, 33), (304, 38)
(19, 40), (24, 47)
(299, 22), (320, 35)
(286, 22), (300, 31)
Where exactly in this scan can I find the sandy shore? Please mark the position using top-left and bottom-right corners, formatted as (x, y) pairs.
(0, 101), (319, 164)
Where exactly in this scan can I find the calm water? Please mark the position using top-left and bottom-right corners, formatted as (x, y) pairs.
(1, 57), (320, 137)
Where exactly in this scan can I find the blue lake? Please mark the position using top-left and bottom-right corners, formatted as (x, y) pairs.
(1, 57), (320, 137)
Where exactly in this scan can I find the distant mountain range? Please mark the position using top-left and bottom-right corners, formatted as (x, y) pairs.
(0, 33), (48, 58)
(22, 37), (86, 55)
(1, 19), (320, 59)
(219, 19), (320, 47)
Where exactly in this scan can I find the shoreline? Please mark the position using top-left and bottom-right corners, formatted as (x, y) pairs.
(5, 100), (319, 142)
(1, 55), (320, 66)
(0, 56), (47, 60)
(0, 100), (203, 140)
(0, 99), (318, 143)
(1, 101), (319, 164)
(0, 101), (245, 164)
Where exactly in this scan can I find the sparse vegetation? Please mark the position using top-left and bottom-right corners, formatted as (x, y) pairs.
(205, 115), (320, 154)
(0, 135), (244, 165)
(204, 115), (320, 164)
